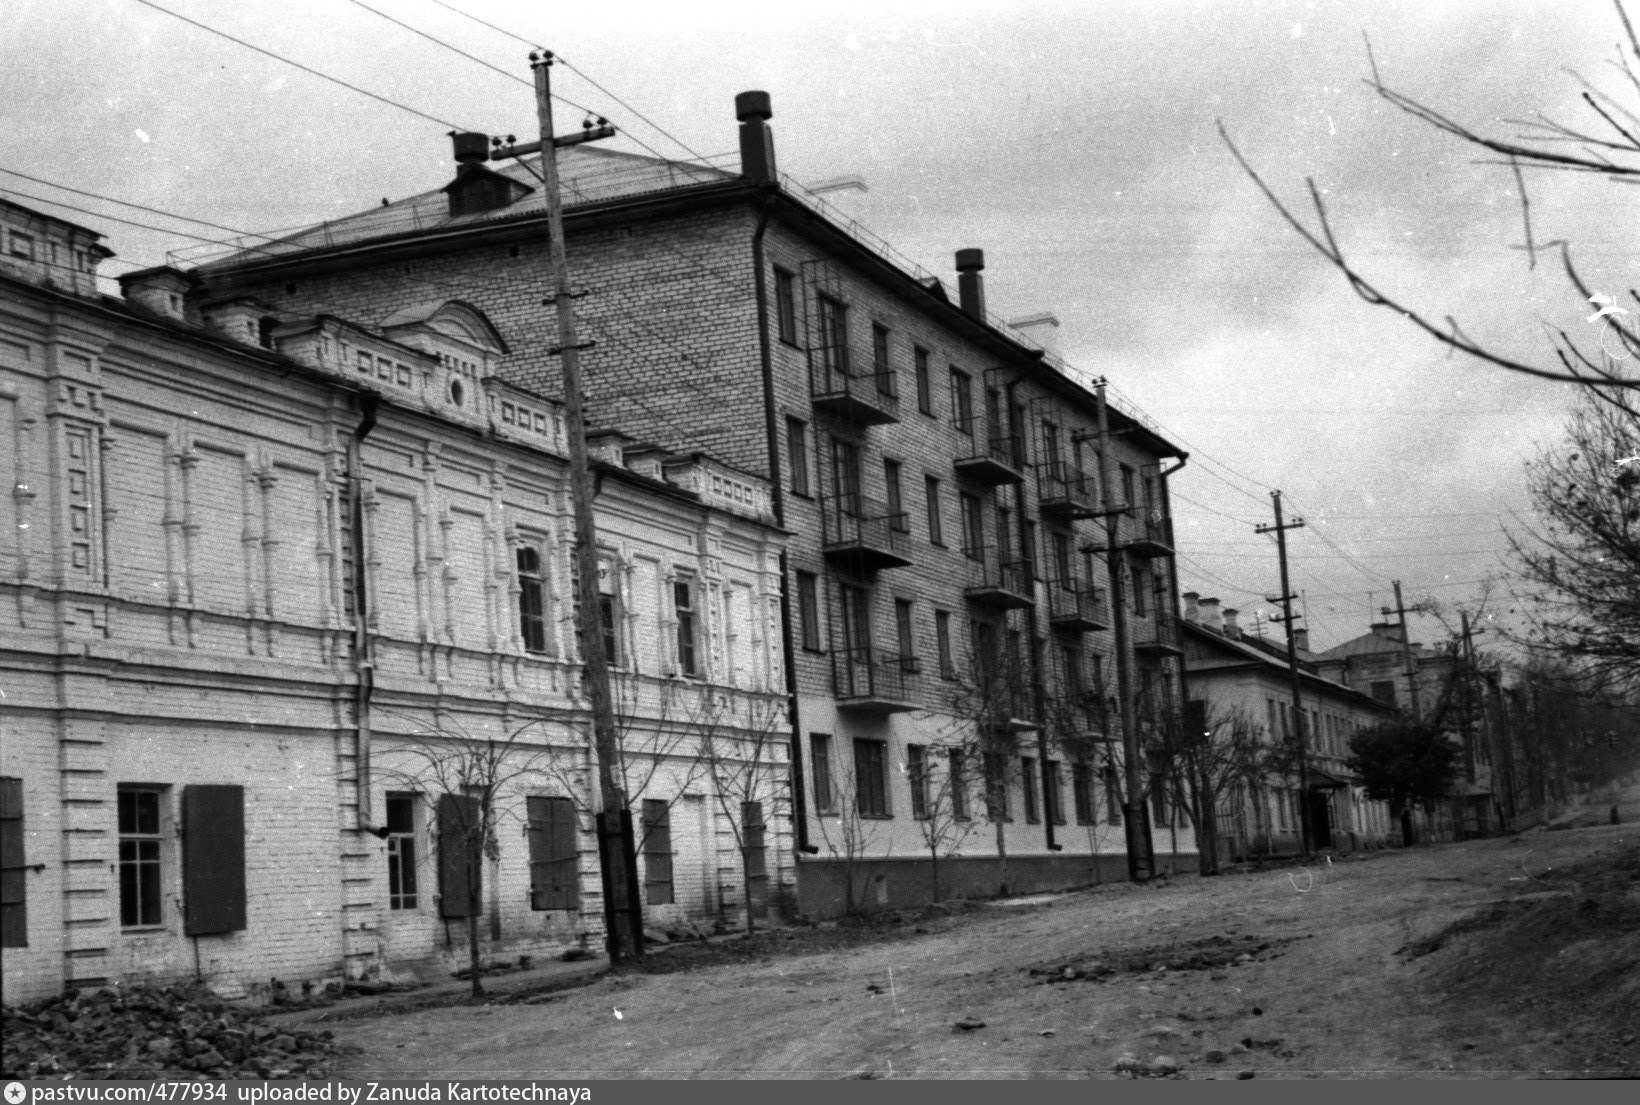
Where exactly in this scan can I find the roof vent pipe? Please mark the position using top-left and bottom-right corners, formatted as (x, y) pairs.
(736, 91), (776, 181)
(956, 248), (986, 319)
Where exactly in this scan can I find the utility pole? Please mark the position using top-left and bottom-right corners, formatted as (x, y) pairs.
(523, 51), (640, 962)
(1091, 379), (1153, 881)
(1384, 581), (1423, 721)
(1255, 491), (1311, 856)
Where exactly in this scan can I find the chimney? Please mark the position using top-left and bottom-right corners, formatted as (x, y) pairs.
(1369, 620), (1404, 645)
(450, 131), (489, 165)
(1292, 627), (1309, 652)
(119, 266), (196, 322)
(736, 91), (776, 181)
(1008, 312), (1061, 356)
(1198, 597), (1222, 634)
(1181, 592), (1200, 624)
(1222, 608), (1241, 639)
(955, 249), (986, 319)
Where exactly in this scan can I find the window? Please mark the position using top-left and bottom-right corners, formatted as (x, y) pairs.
(839, 583), (872, 654)
(950, 368), (973, 434)
(830, 436), (862, 516)
(1120, 463), (1136, 509)
(1052, 531), (1074, 586)
(1149, 753), (1172, 828)
(908, 744), (929, 820)
(438, 792), (483, 919)
(774, 267), (798, 345)
(948, 750), (969, 820)
(796, 570), (822, 651)
(1023, 520), (1038, 580)
(386, 792), (419, 911)
(818, 293), (849, 374)
(1072, 761), (1094, 826)
(811, 733), (836, 814)
(935, 610), (955, 679)
(1041, 420), (1061, 467)
(516, 547), (547, 655)
(884, 459), (907, 531)
(641, 800), (674, 906)
(1103, 763), (1123, 824)
(527, 796), (579, 911)
(742, 801), (768, 911)
(914, 347), (933, 414)
(1045, 761), (1065, 825)
(997, 505), (1013, 560)
(854, 739), (889, 818)
(599, 571), (620, 668)
(1, 778), (26, 947)
(1060, 644), (1084, 700)
(1131, 564), (1150, 618)
(9, 231), (34, 260)
(984, 752), (1010, 821)
(925, 476), (944, 545)
(787, 417), (810, 496)
(960, 492), (984, 557)
(674, 578), (699, 677)
(1022, 757), (1041, 824)
(871, 322), (894, 395)
(119, 786), (164, 928)
(895, 598), (915, 662)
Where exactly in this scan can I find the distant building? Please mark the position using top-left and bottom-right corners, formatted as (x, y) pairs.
(1181, 595), (1398, 856)
(194, 90), (1195, 911)
(1, 199), (788, 1003)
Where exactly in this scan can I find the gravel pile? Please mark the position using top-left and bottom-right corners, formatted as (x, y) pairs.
(1, 983), (343, 1080)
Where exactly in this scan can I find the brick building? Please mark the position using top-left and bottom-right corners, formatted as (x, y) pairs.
(1181, 596), (1398, 857)
(0, 200), (789, 1002)
(192, 89), (1195, 914)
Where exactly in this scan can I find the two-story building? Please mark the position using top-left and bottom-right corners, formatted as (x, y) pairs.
(0, 200), (789, 1003)
(1181, 595), (1398, 857)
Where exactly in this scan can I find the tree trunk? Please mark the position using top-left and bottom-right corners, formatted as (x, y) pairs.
(994, 819), (1009, 897)
(1198, 783), (1221, 876)
(742, 853), (756, 936)
(929, 846), (941, 903)
(1398, 803), (1416, 847)
(466, 912), (483, 998)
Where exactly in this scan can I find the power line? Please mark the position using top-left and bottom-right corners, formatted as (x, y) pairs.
(0, 167), (283, 242)
(129, 0), (472, 131)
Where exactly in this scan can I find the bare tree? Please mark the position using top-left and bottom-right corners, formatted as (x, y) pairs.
(902, 739), (982, 903)
(1149, 699), (1265, 875)
(1219, 0), (1640, 393)
(811, 740), (885, 917)
(699, 688), (790, 935)
(376, 709), (567, 997)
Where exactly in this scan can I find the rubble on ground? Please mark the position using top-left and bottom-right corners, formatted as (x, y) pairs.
(1, 982), (344, 1080)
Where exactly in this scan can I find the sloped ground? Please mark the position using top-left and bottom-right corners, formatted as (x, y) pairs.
(256, 799), (1640, 1078)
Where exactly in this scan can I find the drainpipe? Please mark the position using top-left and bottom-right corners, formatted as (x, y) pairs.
(349, 395), (381, 834)
(1009, 378), (1058, 853)
(752, 189), (818, 856)
(1158, 455), (1192, 861)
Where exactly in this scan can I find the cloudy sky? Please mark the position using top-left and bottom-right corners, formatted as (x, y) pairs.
(5, 0), (1633, 655)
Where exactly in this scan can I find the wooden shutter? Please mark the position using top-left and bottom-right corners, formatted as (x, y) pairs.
(438, 793), (482, 919)
(741, 800), (768, 916)
(1, 778), (26, 947)
(641, 800), (673, 907)
(182, 785), (246, 936)
(528, 796), (579, 911)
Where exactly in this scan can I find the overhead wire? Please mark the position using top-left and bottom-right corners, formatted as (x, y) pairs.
(128, 0), (475, 132)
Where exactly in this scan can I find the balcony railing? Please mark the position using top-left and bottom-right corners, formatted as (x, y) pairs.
(953, 422), (1025, 486)
(1132, 610), (1184, 656)
(1125, 508), (1174, 558)
(962, 546), (1033, 610)
(809, 342), (900, 426)
(1037, 459), (1099, 517)
(820, 492), (912, 571)
(833, 646), (921, 713)
(1046, 577), (1110, 632)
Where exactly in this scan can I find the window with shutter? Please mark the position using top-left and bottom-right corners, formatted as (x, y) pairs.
(438, 792), (483, 919)
(1, 778), (26, 947)
(527, 796), (579, 911)
(182, 785), (246, 936)
(742, 800), (768, 916)
(641, 800), (674, 906)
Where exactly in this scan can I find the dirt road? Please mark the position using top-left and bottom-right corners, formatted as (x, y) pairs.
(327, 819), (1638, 1079)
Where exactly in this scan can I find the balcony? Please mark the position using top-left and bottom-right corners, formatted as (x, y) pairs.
(962, 547), (1034, 610)
(833, 647), (921, 713)
(1037, 459), (1099, 518)
(1046, 577), (1110, 633)
(1132, 611), (1184, 657)
(820, 493), (912, 572)
(1125, 509), (1174, 558)
(953, 422), (1025, 486)
(809, 343), (900, 426)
